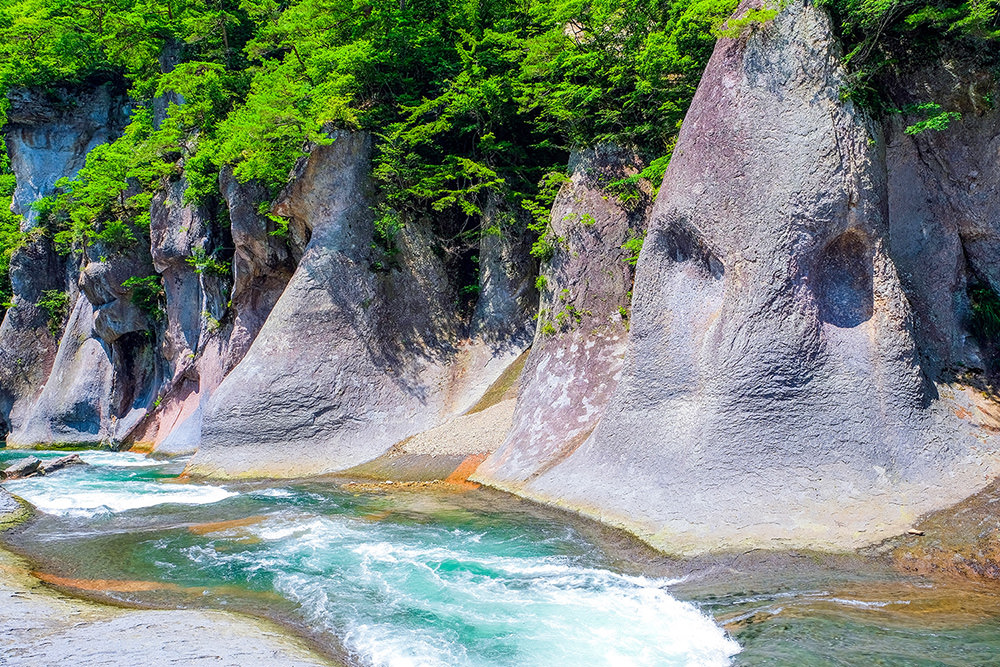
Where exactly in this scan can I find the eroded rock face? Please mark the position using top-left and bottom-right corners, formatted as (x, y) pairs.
(481, 2), (998, 554)
(192, 132), (532, 477)
(884, 66), (1000, 377)
(473, 145), (650, 491)
(0, 86), (128, 442)
(7, 295), (115, 447)
(220, 167), (295, 367)
(6, 85), (127, 228)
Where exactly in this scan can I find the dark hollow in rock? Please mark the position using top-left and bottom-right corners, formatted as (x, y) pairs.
(815, 231), (873, 328)
(654, 221), (725, 280)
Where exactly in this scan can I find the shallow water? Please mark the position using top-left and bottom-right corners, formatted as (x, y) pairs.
(4, 449), (1000, 666)
(1, 450), (736, 666)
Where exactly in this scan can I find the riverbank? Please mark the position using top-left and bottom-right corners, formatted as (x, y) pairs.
(0, 486), (337, 667)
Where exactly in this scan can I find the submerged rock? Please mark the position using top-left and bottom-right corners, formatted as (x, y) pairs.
(41, 454), (86, 474)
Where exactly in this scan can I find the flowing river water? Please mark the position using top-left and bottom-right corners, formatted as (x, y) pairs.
(3, 449), (1000, 666)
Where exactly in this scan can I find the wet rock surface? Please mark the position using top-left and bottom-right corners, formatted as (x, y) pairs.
(1, 454), (85, 480)
(1, 456), (41, 480)
(0, 548), (335, 666)
(887, 477), (1000, 581)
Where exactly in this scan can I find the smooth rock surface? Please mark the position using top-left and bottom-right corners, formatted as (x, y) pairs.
(2, 456), (41, 480)
(481, 2), (1000, 554)
(194, 132), (531, 477)
(474, 145), (650, 491)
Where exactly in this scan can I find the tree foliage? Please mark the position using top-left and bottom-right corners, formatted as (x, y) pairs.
(0, 0), (741, 266)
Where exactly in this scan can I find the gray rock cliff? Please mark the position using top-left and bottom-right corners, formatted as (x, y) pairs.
(474, 145), (650, 490)
(476, 1), (1000, 554)
(191, 132), (533, 477)
(0, 86), (130, 445)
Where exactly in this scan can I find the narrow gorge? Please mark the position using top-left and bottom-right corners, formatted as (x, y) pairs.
(2, 0), (1000, 662)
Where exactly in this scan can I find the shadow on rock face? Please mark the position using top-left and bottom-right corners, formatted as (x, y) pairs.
(814, 231), (873, 328)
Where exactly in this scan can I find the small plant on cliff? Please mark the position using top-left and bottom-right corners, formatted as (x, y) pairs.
(622, 232), (646, 267)
(122, 275), (165, 321)
(970, 284), (1000, 340)
(37, 289), (69, 336)
(713, 2), (782, 38)
(899, 102), (964, 135)
(0, 148), (23, 317)
(186, 247), (231, 278)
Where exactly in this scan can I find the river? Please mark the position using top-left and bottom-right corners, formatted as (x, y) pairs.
(3, 449), (1000, 666)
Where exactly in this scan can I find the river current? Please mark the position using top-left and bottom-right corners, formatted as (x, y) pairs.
(4, 449), (1000, 666)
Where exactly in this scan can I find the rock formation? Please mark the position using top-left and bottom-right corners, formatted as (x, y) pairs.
(3, 0), (1000, 557)
(885, 65), (1000, 378)
(476, 1), (1000, 554)
(191, 132), (534, 477)
(473, 145), (650, 490)
(0, 86), (131, 445)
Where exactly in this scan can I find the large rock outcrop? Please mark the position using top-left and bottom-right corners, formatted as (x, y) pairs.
(885, 66), (1000, 378)
(0, 86), (129, 443)
(476, 1), (999, 554)
(126, 170), (290, 456)
(474, 145), (650, 489)
(191, 132), (533, 477)
(5, 85), (127, 228)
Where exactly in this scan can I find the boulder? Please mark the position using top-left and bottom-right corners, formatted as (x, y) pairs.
(2, 456), (41, 480)
(41, 453), (86, 474)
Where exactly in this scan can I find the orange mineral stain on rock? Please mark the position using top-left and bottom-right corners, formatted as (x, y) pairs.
(187, 515), (268, 535)
(443, 453), (488, 489)
(128, 441), (155, 454)
(33, 571), (183, 593)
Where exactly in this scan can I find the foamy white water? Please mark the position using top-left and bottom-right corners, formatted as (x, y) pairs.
(182, 514), (740, 666)
(2, 451), (233, 517)
(5, 477), (235, 517)
(2, 450), (739, 665)
(77, 450), (177, 467)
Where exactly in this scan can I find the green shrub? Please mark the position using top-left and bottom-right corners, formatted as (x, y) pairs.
(121, 275), (165, 321)
(186, 247), (232, 278)
(37, 289), (69, 336)
(622, 233), (646, 266)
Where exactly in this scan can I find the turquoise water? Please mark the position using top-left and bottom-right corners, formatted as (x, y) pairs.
(0, 450), (737, 666)
(6, 449), (1000, 666)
